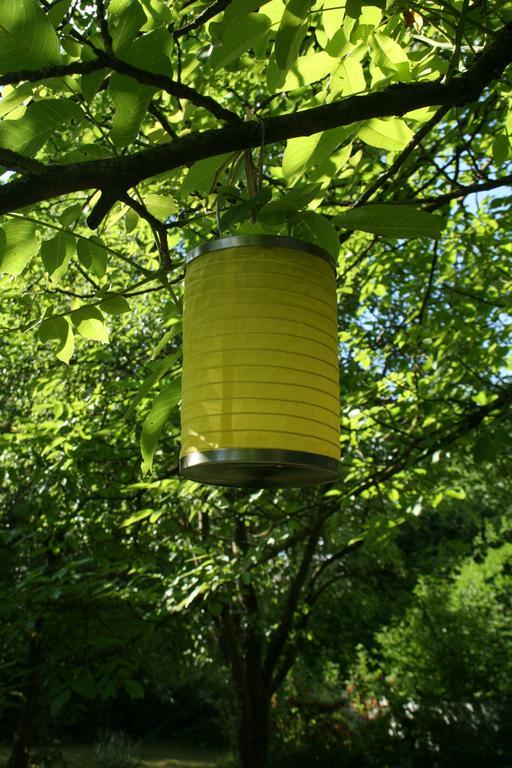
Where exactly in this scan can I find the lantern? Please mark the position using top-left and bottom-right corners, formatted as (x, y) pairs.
(179, 235), (340, 487)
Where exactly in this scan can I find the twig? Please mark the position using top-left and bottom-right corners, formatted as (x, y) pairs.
(148, 102), (178, 139)
(417, 240), (439, 324)
(173, 0), (233, 37)
(355, 106), (450, 207)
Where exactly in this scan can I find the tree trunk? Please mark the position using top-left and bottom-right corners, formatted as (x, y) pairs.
(7, 634), (41, 768)
(236, 682), (271, 768)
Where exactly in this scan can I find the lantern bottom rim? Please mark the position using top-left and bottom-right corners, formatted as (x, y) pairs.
(180, 448), (340, 488)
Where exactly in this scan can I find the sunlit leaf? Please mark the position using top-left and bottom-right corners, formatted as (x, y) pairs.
(0, 220), (38, 276)
(100, 295), (131, 315)
(77, 236), (108, 279)
(141, 376), (181, 474)
(209, 12), (271, 69)
(38, 316), (74, 364)
(40, 232), (75, 284)
(334, 205), (443, 239)
(70, 306), (109, 343)
(358, 118), (414, 151)
(291, 211), (340, 258)
(145, 194), (178, 220)
(0, 100), (83, 157)
(0, 0), (61, 74)
(274, 0), (313, 71)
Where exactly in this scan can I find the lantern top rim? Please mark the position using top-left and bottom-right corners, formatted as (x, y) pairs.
(186, 234), (336, 269)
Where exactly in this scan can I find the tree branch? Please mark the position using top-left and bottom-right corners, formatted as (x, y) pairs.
(0, 54), (240, 125)
(174, 0), (234, 37)
(0, 149), (48, 177)
(0, 23), (510, 223)
(417, 240), (440, 324)
(263, 524), (322, 688)
(354, 106), (450, 207)
(100, 52), (242, 125)
(0, 58), (104, 86)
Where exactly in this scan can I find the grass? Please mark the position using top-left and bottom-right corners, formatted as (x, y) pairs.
(0, 743), (226, 768)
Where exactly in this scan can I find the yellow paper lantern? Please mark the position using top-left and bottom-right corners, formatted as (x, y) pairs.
(180, 235), (340, 487)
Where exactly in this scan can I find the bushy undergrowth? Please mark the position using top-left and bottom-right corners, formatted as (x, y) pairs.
(94, 731), (140, 768)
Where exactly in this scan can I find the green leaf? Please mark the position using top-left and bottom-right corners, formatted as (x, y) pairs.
(290, 211), (339, 259)
(40, 232), (75, 284)
(109, 29), (172, 146)
(330, 57), (366, 97)
(0, 99), (83, 157)
(209, 12), (271, 69)
(274, 0), (313, 71)
(371, 31), (409, 76)
(278, 51), (336, 92)
(0, 0), (62, 74)
(123, 678), (144, 698)
(181, 153), (232, 197)
(77, 236), (108, 279)
(120, 509), (155, 527)
(141, 376), (181, 474)
(149, 320), (182, 360)
(0, 220), (38, 276)
(220, 189), (272, 229)
(59, 203), (83, 226)
(127, 351), (181, 418)
(145, 194), (177, 219)
(47, 0), (71, 28)
(109, 73), (155, 147)
(473, 427), (508, 463)
(108, 0), (146, 52)
(50, 689), (71, 717)
(334, 205), (443, 239)
(80, 57), (109, 102)
(100, 295), (131, 315)
(388, 488), (399, 502)
(60, 144), (113, 164)
(139, 0), (174, 26)
(492, 134), (510, 166)
(70, 306), (109, 343)
(38, 316), (75, 364)
(282, 127), (350, 180)
(0, 82), (34, 119)
(125, 208), (139, 232)
(257, 184), (322, 228)
(359, 118), (414, 151)
(70, 675), (96, 699)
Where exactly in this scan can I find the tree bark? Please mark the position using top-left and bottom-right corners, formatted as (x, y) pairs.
(7, 633), (42, 768)
(236, 683), (271, 768)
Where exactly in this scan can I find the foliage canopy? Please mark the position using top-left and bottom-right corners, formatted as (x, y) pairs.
(1, 2), (512, 768)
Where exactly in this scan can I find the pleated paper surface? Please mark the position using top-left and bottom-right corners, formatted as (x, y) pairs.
(180, 245), (340, 460)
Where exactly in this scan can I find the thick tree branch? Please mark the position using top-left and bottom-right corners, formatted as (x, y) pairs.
(0, 23), (510, 223)
(263, 524), (322, 688)
(0, 149), (48, 177)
